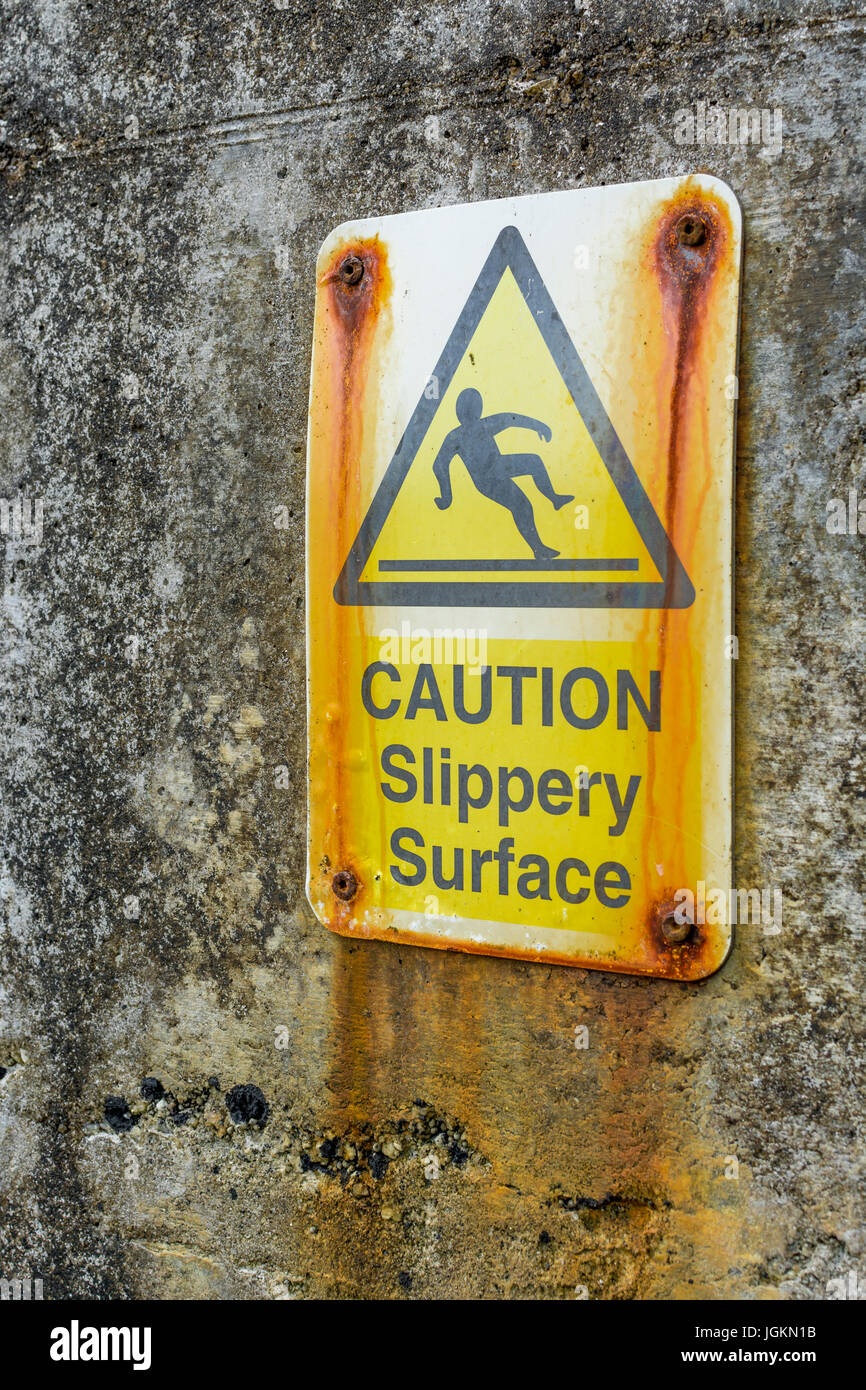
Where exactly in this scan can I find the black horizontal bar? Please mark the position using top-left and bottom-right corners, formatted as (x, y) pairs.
(379, 557), (640, 572)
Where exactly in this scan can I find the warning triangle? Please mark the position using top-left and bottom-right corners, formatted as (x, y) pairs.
(335, 225), (694, 609)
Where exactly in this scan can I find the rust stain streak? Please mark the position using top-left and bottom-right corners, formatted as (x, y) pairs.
(310, 236), (392, 932)
(638, 186), (735, 979)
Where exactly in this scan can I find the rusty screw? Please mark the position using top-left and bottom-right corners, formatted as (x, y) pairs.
(676, 214), (708, 248)
(338, 254), (365, 287)
(660, 909), (693, 946)
(332, 869), (358, 901)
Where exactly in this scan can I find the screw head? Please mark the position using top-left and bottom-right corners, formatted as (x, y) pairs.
(332, 869), (358, 901)
(676, 214), (708, 248)
(660, 910), (693, 945)
(338, 254), (365, 286)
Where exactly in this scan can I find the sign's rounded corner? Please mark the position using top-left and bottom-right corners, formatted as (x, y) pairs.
(693, 172), (744, 236)
(315, 219), (364, 275)
(686, 928), (735, 983)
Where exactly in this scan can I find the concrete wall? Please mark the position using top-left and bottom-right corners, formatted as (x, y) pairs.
(0, 0), (863, 1298)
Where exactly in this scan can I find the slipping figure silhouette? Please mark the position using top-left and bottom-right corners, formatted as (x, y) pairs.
(432, 387), (573, 560)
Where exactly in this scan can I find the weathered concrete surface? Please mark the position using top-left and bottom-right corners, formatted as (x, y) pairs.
(0, 0), (863, 1299)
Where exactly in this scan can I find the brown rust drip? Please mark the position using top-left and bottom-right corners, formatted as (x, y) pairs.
(653, 196), (727, 607)
(316, 237), (392, 927)
(319, 237), (392, 455)
(640, 192), (731, 977)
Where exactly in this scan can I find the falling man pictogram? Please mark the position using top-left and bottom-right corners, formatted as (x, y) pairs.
(432, 387), (574, 560)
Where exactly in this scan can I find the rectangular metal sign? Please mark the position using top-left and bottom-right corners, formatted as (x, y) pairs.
(306, 176), (741, 980)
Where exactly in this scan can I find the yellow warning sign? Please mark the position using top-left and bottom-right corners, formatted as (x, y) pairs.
(307, 178), (741, 980)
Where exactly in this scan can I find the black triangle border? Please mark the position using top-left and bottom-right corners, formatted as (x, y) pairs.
(334, 224), (694, 610)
